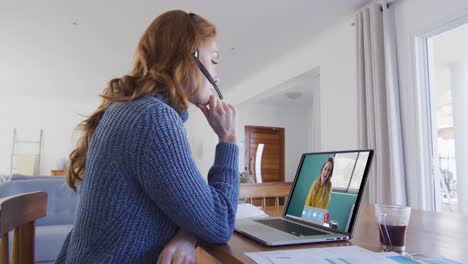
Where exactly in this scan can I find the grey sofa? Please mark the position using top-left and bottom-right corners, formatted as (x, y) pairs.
(0, 176), (78, 263)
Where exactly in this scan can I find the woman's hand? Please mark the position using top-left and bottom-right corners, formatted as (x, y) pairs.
(197, 95), (238, 144)
(157, 230), (197, 264)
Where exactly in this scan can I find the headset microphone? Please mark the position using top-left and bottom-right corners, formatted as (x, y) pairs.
(193, 49), (223, 100)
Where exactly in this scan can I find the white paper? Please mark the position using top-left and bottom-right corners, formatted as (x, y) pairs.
(236, 203), (269, 220)
(245, 246), (418, 264)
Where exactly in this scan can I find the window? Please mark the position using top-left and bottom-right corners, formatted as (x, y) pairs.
(424, 22), (468, 212)
(332, 152), (366, 193)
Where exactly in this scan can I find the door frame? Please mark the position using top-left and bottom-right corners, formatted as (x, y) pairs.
(244, 125), (285, 182)
(414, 15), (468, 211)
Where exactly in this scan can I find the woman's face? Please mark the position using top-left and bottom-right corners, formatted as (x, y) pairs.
(187, 37), (219, 105)
(320, 161), (332, 183)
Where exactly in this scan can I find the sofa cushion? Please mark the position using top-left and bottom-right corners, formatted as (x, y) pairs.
(0, 179), (77, 226)
(12, 174), (63, 181)
(36, 224), (73, 262)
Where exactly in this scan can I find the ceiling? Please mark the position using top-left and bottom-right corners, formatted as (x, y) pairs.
(0, 0), (369, 98)
(246, 70), (319, 107)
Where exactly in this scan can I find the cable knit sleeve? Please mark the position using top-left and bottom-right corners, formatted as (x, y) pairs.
(136, 104), (239, 244)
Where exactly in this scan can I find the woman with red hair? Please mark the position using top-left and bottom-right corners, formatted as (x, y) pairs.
(57, 10), (238, 264)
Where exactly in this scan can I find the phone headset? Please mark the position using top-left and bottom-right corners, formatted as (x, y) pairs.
(189, 12), (224, 100)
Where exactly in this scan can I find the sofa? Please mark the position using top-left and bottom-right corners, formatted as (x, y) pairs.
(0, 176), (78, 263)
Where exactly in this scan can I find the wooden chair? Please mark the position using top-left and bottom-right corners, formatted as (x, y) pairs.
(239, 182), (293, 208)
(0, 192), (47, 264)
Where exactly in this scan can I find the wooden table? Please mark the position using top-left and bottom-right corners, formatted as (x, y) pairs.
(200, 204), (468, 263)
(50, 170), (65, 176)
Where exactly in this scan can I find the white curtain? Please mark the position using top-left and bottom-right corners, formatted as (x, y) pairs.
(356, 1), (407, 205)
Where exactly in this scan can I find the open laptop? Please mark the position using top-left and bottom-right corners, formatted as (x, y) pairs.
(235, 149), (374, 246)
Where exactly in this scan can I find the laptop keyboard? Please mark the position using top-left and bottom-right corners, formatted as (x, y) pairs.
(255, 218), (328, 237)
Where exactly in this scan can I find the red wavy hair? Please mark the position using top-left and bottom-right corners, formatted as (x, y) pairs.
(66, 10), (216, 191)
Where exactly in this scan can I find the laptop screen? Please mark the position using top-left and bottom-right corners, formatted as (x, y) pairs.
(284, 150), (373, 234)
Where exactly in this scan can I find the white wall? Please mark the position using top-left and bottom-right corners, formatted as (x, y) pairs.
(0, 96), (100, 175)
(185, 99), (316, 182)
(184, 0), (468, 210)
(185, 18), (358, 183)
(0, 6), (359, 182)
(0, 96), (227, 180)
(237, 103), (313, 182)
(226, 19), (358, 152)
(184, 100), (315, 182)
(393, 0), (468, 209)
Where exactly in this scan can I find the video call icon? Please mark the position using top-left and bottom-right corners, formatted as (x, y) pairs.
(302, 206), (329, 223)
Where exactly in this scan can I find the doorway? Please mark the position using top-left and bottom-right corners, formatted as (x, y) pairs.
(244, 126), (285, 183)
(418, 18), (468, 213)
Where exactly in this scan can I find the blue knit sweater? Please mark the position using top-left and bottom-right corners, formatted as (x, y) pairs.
(56, 96), (239, 263)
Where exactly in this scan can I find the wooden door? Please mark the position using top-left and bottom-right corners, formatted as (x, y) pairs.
(245, 126), (285, 183)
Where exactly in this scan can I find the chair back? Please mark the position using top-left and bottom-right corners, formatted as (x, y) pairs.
(0, 179), (76, 226)
(0, 192), (47, 264)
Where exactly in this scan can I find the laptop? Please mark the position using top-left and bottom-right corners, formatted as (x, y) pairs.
(235, 149), (374, 246)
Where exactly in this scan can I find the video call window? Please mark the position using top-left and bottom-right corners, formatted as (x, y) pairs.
(331, 152), (369, 193)
(286, 151), (371, 232)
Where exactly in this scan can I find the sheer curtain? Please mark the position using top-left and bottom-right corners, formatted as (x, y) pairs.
(356, 0), (407, 205)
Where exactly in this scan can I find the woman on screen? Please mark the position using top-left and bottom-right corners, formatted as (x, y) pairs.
(304, 157), (334, 209)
